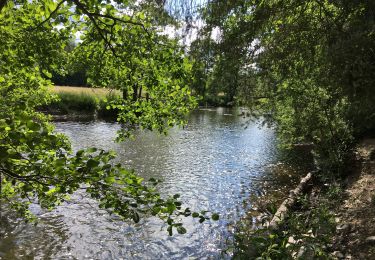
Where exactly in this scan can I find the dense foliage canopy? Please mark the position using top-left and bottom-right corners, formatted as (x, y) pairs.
(194, 0), (375, 174)
(184, 1), (375, 257)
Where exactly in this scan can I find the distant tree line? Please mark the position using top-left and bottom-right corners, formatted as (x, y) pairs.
(51, 70), (88, 86)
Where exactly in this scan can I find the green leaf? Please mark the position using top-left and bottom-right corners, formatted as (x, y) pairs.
(105, 176), (115, 184)
(132, 212), (140, 223)
(87, 147), (97, 153)
(211, 213), (219, 221)
(176, 226), (187, 234)
(76, 150), (84, 157)
(167, 226), (173, 236)
(87, 159), (100, 168)
(42, 69), (52, 78)
(26, 121), (41, 131)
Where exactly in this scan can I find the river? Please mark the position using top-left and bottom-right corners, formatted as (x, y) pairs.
(0, 107), (307, 259)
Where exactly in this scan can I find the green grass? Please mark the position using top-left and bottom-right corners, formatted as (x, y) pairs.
(46, 86), (121, 115)
(51, 92), (98, 112)
(53, 86), (121, 97)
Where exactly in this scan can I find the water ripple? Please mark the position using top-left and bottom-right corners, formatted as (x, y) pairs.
(0, 108), (289, 259)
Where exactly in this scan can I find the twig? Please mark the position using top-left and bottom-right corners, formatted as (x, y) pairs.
(72, 0), (119, 57)
(35, 0), (66, 29)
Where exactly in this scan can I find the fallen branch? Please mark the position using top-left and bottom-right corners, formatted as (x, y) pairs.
(268, 172), (313, 229)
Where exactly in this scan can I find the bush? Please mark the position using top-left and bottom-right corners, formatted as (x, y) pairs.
(97, 92), (121, 118)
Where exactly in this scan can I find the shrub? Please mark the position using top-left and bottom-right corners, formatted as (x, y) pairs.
(97, 92), (121, 118)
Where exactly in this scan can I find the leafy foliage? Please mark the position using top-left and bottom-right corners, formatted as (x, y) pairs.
(199, 0), (375, 174)
(0, 0), (216, 234)
(231, 188), (338, 259)
(192, 0), (375, 256)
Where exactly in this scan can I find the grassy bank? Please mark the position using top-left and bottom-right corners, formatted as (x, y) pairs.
(52, 86), (121, 97)
(43, 86), (121, 117)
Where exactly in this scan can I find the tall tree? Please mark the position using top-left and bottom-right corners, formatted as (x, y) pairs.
(200, 0), (375, 173)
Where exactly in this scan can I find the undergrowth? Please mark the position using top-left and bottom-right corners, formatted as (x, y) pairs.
(231, 181), (343, 259)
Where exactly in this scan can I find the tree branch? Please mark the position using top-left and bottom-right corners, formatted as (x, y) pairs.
(72, 0), (119, 57)
(86, 12), (152, 38)
(35, 0), (66, 29)
(0, 168), (50, 186)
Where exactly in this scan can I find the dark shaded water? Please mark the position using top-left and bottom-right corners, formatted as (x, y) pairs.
(0, 108), (305, 259)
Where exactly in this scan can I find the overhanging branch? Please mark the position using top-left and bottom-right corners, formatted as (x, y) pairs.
(35, 0), (66, 29)
(72, 0), (119, 57)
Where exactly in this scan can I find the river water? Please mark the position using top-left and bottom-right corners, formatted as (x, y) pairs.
(0, 108), (306, 259)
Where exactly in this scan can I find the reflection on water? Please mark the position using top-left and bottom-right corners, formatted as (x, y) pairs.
(0, 108), (306, 259)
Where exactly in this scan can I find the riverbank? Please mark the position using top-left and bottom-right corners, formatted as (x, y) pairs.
(236, 139), (375, 259)
(39, 86), (120, 118)
(330, 139), (375, 259)
(42, 86), (234, 118)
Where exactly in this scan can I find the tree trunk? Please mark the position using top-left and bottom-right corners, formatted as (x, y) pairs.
(122, 89), (128, 100)
(0, 0), (7, 12)
(132, 85), (138, 102)
(138, 86), (142, 99)
(268, 172), (313, 229)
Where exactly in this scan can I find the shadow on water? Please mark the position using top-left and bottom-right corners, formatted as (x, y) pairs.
(227, 145), (315, 257)
(0, 108), (313, 259)
(0, 207), (69, 259)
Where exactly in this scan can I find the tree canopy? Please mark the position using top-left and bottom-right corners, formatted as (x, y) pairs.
(195, 0), (375, 174)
